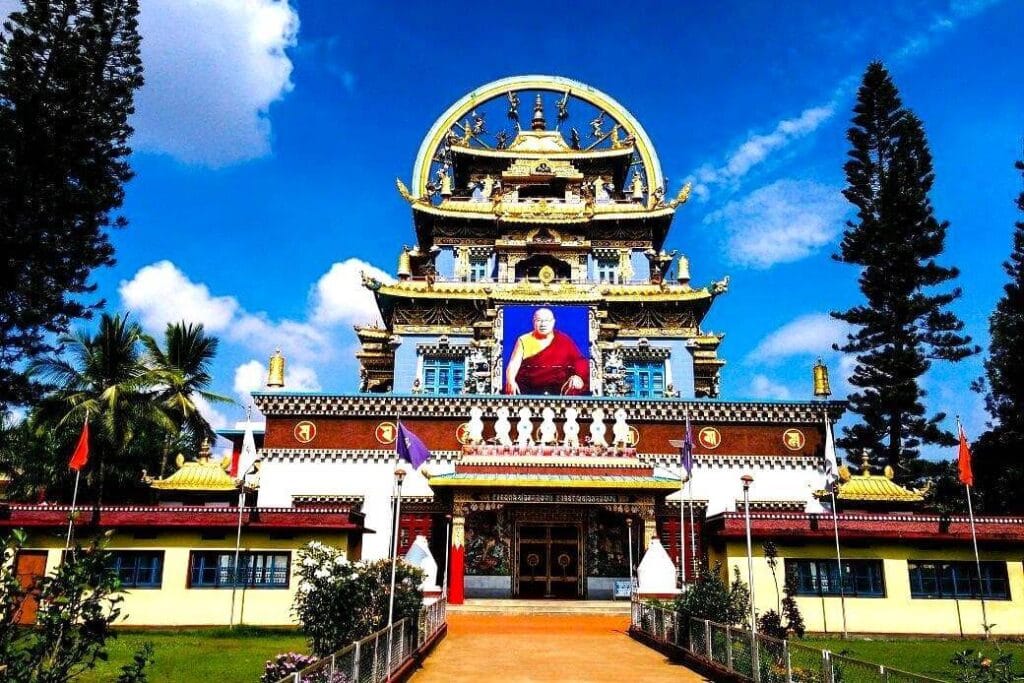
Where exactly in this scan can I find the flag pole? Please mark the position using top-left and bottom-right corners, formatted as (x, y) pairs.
(826, 413), (848, 639)
(229, 404), (254, 629)
(957, 416), (989, 638)
(65, 409), (89, 554)
(688, 478), (697, 577)
(679, 474), (687, 586)
(965, 482), (989, 638)
(64, 469), (81, 552)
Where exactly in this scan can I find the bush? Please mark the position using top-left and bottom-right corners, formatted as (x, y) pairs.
(951, 649), (1021, 683)
(292, 541), (424, 656)
(674, 561), (750, 627)
(262, 652), (318, 683)
(0, 529), (153, 682)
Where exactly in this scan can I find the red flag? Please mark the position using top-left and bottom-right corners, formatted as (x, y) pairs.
(957, 421), (973, 487)
(69, 418), (90, 471)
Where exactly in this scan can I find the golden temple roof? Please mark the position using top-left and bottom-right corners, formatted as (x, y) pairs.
(148, 447), (240, 493)
(824, 454), (925, 503)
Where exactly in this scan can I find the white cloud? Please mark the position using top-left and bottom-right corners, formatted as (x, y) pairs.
(288, 365), (322, 391)
(234, 360), (266, 398)
(192, 392), (232, 431)
(749, 375), (793, 400)
(133, 0), (299, 167)
(120, 261), (333, 364)
(689, 105), (835, 196)
(120, 260), (239, 332)
(705, 179), (848, 269)
(312, 258), (394, 327)
(747, 313), (851, 364)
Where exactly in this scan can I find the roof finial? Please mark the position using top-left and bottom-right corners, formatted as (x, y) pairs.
(531, 94), (546, 131)
(267, 348), (285, 388)
(813, 358), (831, 399)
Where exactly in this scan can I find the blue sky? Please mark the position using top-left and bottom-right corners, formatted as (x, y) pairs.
(10, 1), (1021, 458)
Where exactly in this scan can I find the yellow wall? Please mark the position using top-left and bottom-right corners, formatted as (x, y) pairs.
(722, 541), (1024, 637)
(25, 530), (352, 627)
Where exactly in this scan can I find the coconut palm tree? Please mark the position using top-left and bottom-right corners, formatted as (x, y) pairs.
(32, 313), (172, 504)
(143, 321), (234, 475)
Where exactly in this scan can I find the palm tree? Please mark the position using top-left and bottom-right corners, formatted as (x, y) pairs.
(32, 313), (172, 504)
(143, 321), (234, 475)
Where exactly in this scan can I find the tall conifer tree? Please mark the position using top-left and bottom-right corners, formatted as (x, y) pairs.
(832, 62), (977, 476)
(972, 159), (1024, 513)
(0, 0), (143, 413)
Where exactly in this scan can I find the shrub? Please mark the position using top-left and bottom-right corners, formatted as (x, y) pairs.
(262, 652), (318, 683)
(951, 649), (1021, 683)
(292, 541), (424, 656)
(675, 561), (750, 627)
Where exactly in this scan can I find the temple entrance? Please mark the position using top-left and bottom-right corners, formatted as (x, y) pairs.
(514, 521), (584, 598)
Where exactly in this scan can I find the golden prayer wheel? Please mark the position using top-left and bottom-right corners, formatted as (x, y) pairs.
(397, 248), (412, 280)
(812, 358), (831, 398)
(267, 348), (286, 388)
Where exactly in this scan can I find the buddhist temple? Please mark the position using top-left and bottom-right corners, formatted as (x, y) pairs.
(4, 75), (1023, 634)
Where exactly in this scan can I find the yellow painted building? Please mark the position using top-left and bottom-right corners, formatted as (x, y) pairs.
(705, 464), (1024, 636)
(4, 505), (366, 627)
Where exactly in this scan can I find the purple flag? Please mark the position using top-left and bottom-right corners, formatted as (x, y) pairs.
(396, 422), (430, 470)
(681, 413), (694, 479)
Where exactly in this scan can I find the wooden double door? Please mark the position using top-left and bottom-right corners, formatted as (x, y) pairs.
(515, 522), (583, 599)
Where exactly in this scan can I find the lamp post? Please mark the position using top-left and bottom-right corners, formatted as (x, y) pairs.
(742, 474), (760, 682)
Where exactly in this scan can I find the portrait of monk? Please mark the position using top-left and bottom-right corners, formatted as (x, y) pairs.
(504, 307), (589, 395)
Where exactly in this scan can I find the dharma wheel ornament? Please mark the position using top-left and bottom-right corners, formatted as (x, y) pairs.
(812, 358), (831, 399)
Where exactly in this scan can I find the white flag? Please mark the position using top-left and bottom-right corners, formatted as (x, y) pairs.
(237, 420), (259, 480)
(823, 418), (840, 487)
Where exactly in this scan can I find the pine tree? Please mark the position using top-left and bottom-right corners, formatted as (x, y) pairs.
(832, 62), (978, 477)
(0, 0), (144, 413)
(972, 159), (1024, 513)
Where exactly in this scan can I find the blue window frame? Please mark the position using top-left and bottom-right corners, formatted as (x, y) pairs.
(786, 559), (886, 597)
(422, 357), (465, 395)
(469, 258), (489, 282)
(595, 259), (619, 283)
(189, 551), (290, 589)
(111, 551), (163, 589)
(625, 360), (665, 398)
(908, 560), (1010, 600)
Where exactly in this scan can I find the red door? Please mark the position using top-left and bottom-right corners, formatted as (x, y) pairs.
(13, 550), (48, 624)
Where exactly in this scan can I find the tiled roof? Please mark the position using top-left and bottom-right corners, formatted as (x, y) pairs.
(149, 458), (239, 492)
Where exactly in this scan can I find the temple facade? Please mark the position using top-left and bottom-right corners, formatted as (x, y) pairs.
(252, 76), (844, 603)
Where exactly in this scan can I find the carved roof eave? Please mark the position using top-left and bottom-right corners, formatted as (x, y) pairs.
(251, 392), (848, 425)
(369, 280), (717, 304)
(410, 201), (677, 224)
(448, 141), (635, 162)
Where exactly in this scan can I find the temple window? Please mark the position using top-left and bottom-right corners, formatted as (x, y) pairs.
(422, 356), (465, 395)
(786, 559), (886, 598)
(625, 359), (665, 398)
(907, 560), (1010, 600)
(188, 551), (291, 588)
(469, 257), (489, 282)
(110, 550), (164, 589)
(596, 258), (619, 283)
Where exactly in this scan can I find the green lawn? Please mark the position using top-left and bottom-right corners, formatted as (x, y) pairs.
(806, 636), (1024, 680)
(78, 627), (309, 683)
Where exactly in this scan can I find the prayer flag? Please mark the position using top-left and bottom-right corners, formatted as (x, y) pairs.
(396, 422), (430, 470)
(69, 417), (90, 471)
(235, 419), (259, 479)
(680, 413), (694, 480)
(958, 420), (973, 487)
(823, 417), (840, 487)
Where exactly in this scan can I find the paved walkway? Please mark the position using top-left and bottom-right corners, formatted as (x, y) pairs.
(409, 613), (708, 682)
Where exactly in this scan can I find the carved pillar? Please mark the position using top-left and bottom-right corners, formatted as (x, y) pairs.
(449, 499), (467, 604)
(640, 499), (657, 549)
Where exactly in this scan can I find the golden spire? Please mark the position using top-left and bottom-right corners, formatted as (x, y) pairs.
(676, 254), (690, 284)
(267, 348), (285, 388)
(198, 437), (212, 462)
(531, 94), (546, 130)
(813, 358), (831, 398)
(397, 247), (412, 280)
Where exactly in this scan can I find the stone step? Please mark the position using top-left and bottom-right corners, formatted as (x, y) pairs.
(449, 599), (633, 615)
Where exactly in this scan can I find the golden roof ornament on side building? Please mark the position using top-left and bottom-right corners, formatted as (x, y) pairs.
(818, 451), (925, 505)
(267, 348), (285, 388)
(147, 439), (241, 493)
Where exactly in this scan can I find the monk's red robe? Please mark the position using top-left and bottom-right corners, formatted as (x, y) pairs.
(513, 331), (589, 395)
